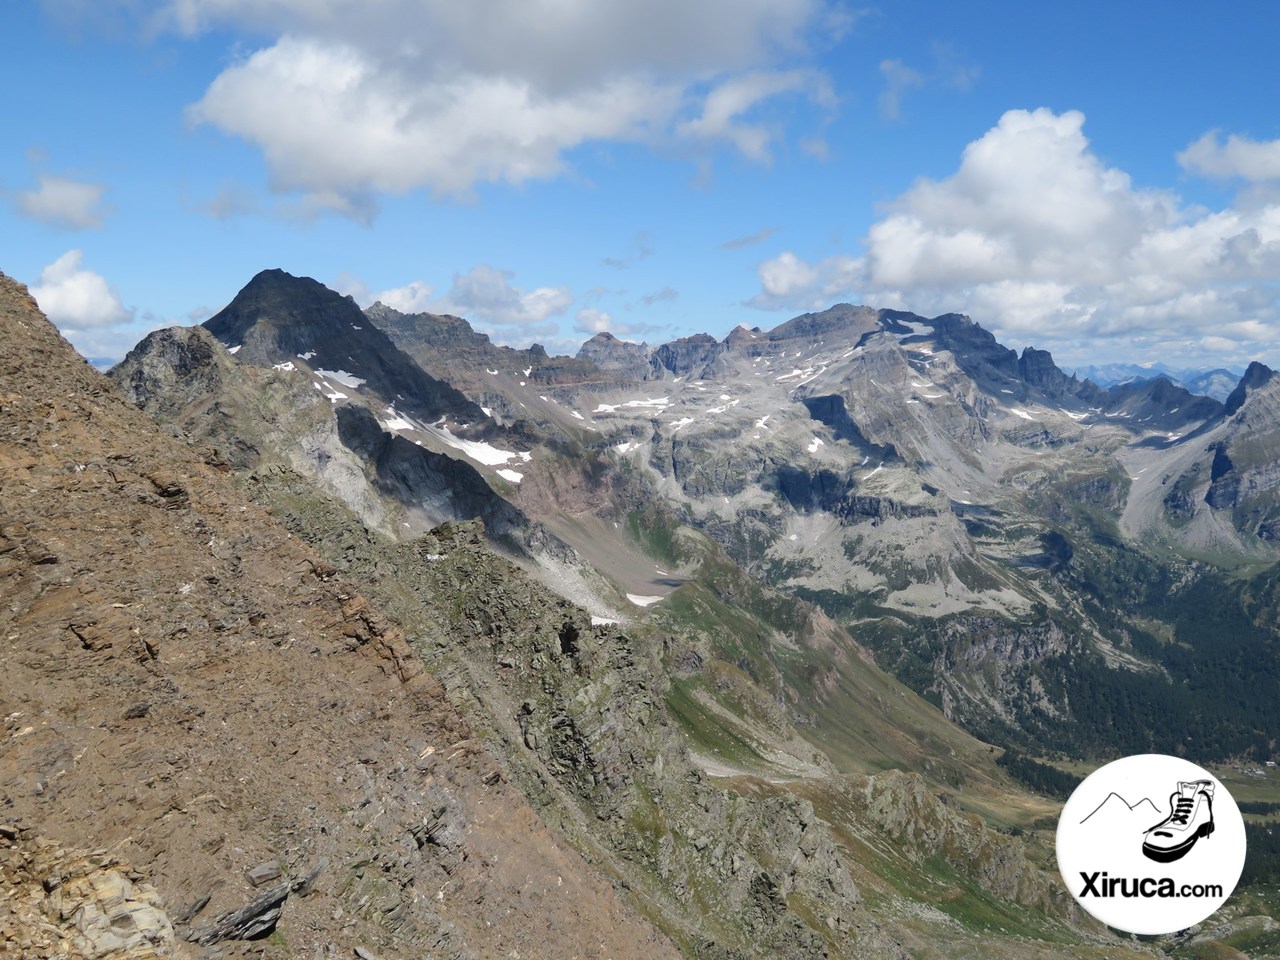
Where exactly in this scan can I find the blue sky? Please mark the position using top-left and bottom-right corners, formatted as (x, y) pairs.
(4, 1), (1280, 371)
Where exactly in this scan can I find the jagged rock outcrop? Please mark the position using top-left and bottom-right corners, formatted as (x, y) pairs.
(575, 331), (653, 380)
(1224, 360), (1275, 415)
(846, 771), (1080, 919)
(651, 333), (727, 379)
(0, 827), (176, 959)
(367, 302), (603, 388)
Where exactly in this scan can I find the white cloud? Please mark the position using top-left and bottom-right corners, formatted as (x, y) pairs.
(161, 0), (838, 209)
(439, 265), (573, 327)
(575, 308), (613, 334)
(358, 265), (572, 331)
(748, 109), (1280, 366)
(1179, 131), (1280, 183)
(747, 250), (860, 310)
(372, 280), (435, 315)
(156, 0), (823, 85)
(15, 174), (107, 229)
(677, 69), (830, 162)
(31, 250), (133, 329)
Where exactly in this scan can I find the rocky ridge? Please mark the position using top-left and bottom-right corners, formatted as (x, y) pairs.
(0, 271), (681, 959)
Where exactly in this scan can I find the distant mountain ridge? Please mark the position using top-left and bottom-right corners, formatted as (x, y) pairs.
(113, 268), (1280, 778)
(1068, 361), (1247, 402)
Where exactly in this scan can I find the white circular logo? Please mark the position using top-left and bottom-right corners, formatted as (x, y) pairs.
(1056, 754), (1246, 936)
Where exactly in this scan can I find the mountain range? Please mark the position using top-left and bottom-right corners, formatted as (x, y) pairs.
(6, 264), (1280, 957)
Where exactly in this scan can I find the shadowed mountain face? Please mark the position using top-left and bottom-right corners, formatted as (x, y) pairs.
(204, 269), (484, 426)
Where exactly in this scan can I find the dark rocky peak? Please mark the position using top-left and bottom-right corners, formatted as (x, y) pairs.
(1018, 347), (1106, 404)
(575, 331), (652, 380)
(1104, 375), (1223, 429)
(766, 303), (882, 345)
(1224, 361), (1277, 416)
(651, 332), (726, 379)
(204, 268), (483, 424)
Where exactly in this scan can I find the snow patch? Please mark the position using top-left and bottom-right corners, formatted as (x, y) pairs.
(807, 437), (824, 453)
(272, 361), (295, 372)
(298, 350), (316, 360)
(571, 410), (585, 420)
(496, 469), (523, 483)
(316, 368), (366, 389)
(481, 406), (493, 417)
(595, 397), (670, 414)
(227, 344), (242, 355)
(626, 594), (663, 607)
(430, 425), (520, 465)
(1008, 408), (1036, 421)
(381, 408), (415, 431)
(591, 616), (619, 626)
(314, 382), (347, 402)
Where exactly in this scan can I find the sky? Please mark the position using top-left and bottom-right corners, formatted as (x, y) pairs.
(3, 1), (1280, 372)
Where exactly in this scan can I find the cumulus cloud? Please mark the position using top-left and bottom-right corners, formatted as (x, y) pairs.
(1178, 131), (1280, 183)
(160, 0), (838, 209)
(575, 308), (614, 334)
(373, 280), (435, 315)
(749, 108), (1280, 365)
(31, 250), (133, 329)
(747, 250), (859, 311)
(360, 265), (573, 333)
(15, 174), (107, 229)
(438, 265), (573, 327)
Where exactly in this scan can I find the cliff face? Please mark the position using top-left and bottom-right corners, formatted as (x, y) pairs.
(0, 272), (680, 960)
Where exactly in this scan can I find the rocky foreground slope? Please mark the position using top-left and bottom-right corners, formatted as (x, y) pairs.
(0, 271), (681, 958)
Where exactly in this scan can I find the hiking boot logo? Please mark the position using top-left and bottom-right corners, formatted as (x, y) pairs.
(1142, 779), (1215, 863)
(1057, 755), (1246, 936)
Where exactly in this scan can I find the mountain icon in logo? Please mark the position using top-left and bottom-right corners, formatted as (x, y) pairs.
(1080, 792), (1161, 827)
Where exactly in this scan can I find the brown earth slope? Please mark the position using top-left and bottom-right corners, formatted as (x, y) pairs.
(0, 271), (680, 959)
